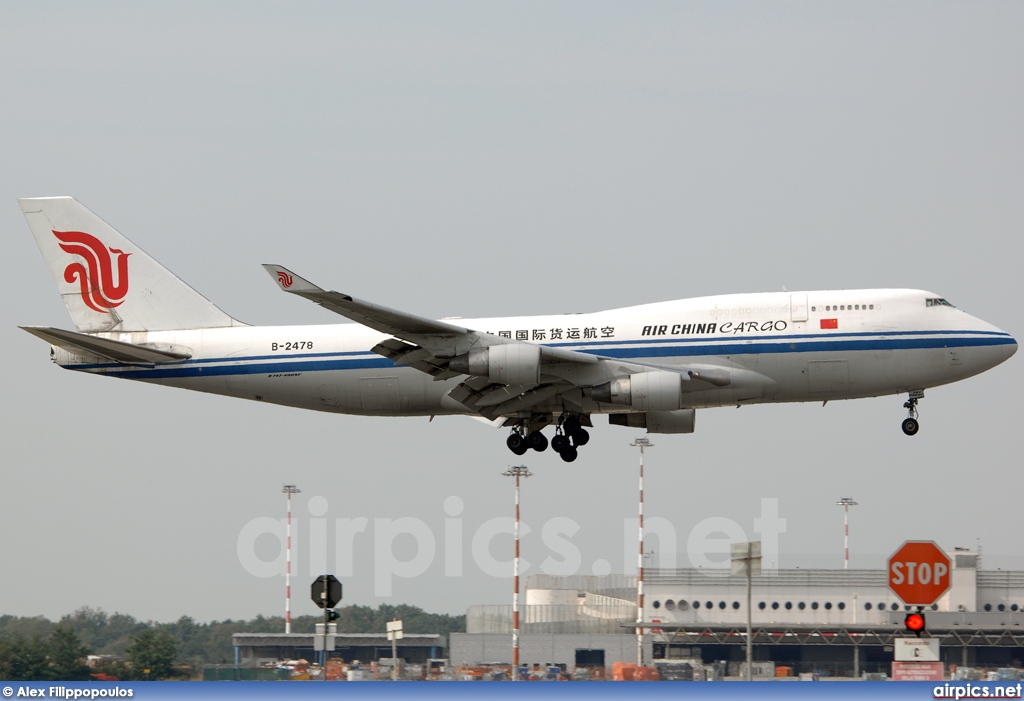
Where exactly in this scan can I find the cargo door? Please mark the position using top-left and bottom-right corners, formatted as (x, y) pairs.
(359, 376), (401, 413)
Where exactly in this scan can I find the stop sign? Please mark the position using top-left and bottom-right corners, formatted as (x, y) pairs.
(311, 574), (342, 609)
(888, 541), (951, 606)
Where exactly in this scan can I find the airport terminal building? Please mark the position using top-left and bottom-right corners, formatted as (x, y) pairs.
(453, 552), (1024, 676)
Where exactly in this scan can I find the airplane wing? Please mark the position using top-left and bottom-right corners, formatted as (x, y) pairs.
(262, 265), (750, 420)
(262, 265), (598, 366)
(261, 265), (468, 337)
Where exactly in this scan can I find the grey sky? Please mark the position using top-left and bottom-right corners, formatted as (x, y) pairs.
(1, 2), (1021, 623)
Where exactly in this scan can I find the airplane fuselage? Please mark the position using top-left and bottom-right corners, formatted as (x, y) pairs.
(51, 288), (1015, 420)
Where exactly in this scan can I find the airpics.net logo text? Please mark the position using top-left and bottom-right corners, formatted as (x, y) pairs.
(236, 497), (786, 596)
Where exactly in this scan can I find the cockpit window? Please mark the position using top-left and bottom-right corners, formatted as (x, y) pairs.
(926, 298), (955, 308)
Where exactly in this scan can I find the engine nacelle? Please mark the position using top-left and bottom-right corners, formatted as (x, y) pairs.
(591, 371), (684, 411)
(609, 409), (696, 434)
(448, 344), (541, 385)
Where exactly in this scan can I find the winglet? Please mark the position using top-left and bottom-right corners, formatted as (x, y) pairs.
(262, 264), (331, 295)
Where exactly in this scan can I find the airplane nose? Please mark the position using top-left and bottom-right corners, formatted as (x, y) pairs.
(1006, 336), (1018, 361)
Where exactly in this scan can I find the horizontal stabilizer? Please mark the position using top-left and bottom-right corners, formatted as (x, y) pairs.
(20, 326), (191, 365)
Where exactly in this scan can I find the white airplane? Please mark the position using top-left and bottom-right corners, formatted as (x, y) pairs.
(19, 197), (1017, 462)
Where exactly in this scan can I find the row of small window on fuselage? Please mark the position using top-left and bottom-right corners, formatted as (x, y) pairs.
(811, 304), (875, 313)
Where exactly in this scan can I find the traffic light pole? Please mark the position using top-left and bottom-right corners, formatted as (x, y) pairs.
(322, 578), (329, 679)
(311, 574), (342, 680)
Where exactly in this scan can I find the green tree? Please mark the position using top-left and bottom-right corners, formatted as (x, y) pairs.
(7, 634), (51, 680)
(125, 629), (176, 680)
(0, 637), (15, 678)
(48, 625), (92, 680)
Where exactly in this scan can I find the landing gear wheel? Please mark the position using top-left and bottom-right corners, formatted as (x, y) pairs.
(902, 390), (923, 437)
(563, 417), (581, 436)
(527, 431), (548, 452)
(559, 445), (578, 463)
(507, 433), (528, 455)
(551, 434), (569, 454)
(572, 428), (590, 446)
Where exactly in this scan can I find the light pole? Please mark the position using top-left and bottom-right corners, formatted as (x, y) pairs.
(835, 497), (858, 570)
(502, 465), (532, 681)
(282, 484), (301, 634)
(731, 542), (762, 681)
(630, 437), (653, 667)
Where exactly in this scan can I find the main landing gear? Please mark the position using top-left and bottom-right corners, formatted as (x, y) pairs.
(506, 424), (548, 457)
(505, 415), (590, 462)
(901, 390), (924, 436)
(550, 416), (589, 463)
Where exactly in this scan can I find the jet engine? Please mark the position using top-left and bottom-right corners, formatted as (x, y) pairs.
(590, 370), (684, 411)
(448, 344), (541, 385)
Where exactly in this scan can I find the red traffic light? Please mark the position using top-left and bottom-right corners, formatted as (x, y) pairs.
(904, 612), (926, 635)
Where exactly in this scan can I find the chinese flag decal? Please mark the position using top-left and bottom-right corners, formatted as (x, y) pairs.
(821, 319), (839, 329)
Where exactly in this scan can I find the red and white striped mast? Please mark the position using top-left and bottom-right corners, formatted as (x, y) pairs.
(835, 497), (858, 570)
(503, 465), (531, 681)
(282, 484), (301, 634)
(631, 438), (653, 666)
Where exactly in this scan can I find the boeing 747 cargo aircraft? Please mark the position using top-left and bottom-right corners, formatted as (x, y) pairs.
(19, 197), (1017, 462)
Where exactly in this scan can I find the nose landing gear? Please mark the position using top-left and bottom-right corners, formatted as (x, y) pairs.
(901, 390), (924, 436)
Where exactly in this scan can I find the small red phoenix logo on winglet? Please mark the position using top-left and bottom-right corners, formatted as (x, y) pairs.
(53, 231), (131, 313)
(277, 271), (294, 288)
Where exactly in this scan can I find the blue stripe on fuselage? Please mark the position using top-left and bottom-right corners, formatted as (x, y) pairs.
(83, 331), (1015, 380)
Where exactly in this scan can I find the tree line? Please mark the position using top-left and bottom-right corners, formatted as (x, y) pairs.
(0, 604), (465, 680)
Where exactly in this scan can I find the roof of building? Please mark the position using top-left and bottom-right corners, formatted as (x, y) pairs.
(232, 633), (444, 647)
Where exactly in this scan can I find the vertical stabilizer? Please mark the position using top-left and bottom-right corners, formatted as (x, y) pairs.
(19, 197), (243, 332)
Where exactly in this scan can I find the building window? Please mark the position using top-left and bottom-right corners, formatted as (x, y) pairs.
(984, 604), (992, 612)
(877, 603), (885, 611)
(811, 602), (819, 610)
(757, 602), (765, 610)
(718, 601), (726, 610)
(798, 602), (806, 610)
(733, 602), (741, 610)
(891, 603), (899, 611)
(665, 600), (676, 611)
(931, 604), (938, 611)
(772, 602), (780, 610)
(653, 600), (661, 610)
(785, 602), (792, 610)
(1012, 604), (1019, 612)
(998, 604), (1006, 612)
(864, 603), (872, 611)
(693, 601), (700, 609)
(838, 602), (846, 610)
(824, 602), (832, 610)
(706, 602), (713, 610)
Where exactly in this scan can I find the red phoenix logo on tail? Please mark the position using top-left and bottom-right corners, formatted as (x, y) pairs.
(53, 230), (131, 313)
(277, 271), (294, 288)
